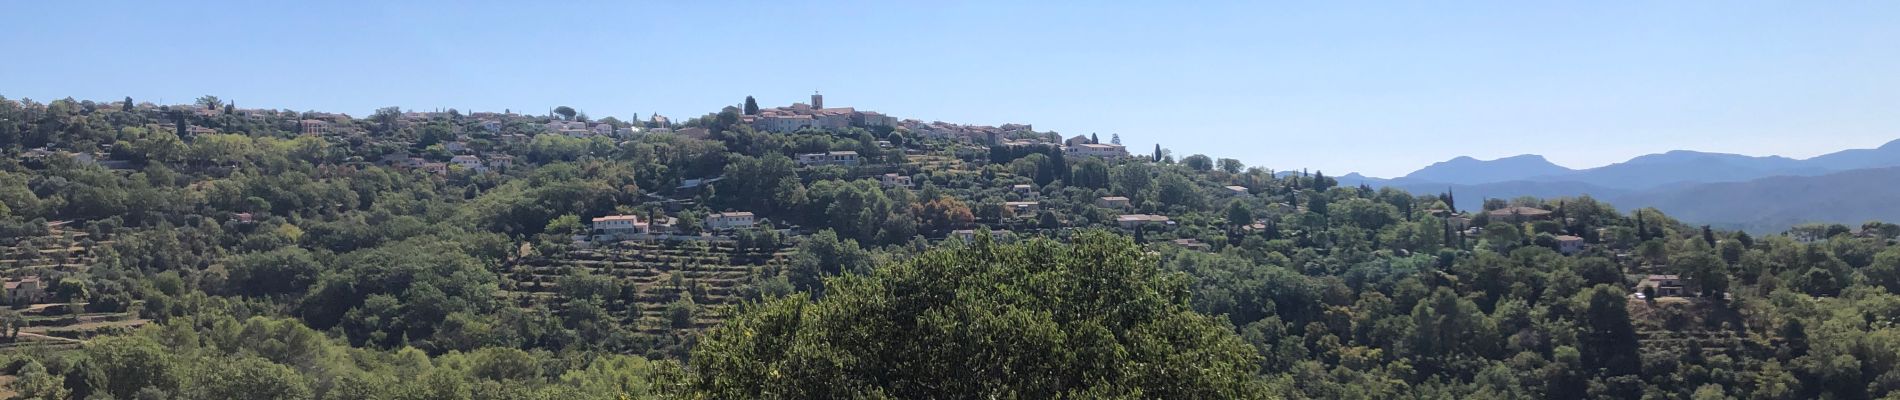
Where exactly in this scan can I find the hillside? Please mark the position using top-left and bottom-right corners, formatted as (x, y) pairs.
(3, 96), (1898, 399)
(1613, 167), (1900, 232)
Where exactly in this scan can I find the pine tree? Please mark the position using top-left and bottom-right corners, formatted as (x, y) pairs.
(743, 96), (759, 115)
(1090, 133), (1099, 144)
(1111, 133), (1121, 145)
(122, 96), (133, 112)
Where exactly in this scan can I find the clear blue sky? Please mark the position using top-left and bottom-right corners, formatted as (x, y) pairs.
(5, 1), (1898, 177)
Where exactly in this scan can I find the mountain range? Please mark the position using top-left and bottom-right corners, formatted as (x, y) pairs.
(1353, 139), (1900, 232)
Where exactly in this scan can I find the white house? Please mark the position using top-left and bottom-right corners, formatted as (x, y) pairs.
(797, 151), (861, 167)
(1096, 196), (1132, 209)
(450, 155), (487, 173)
(1556, 235), (1585, 255)
(880, 173), (913, 188)
(952, 229), (1008, 242)
(1116, 214), (1171, 229)
(706, 212), (757, 231)
(1065, 143), (1128, 158)
(591, 215), (649, 240)
(1005, 201), (1041, 216)
(487, 155), (515, 169)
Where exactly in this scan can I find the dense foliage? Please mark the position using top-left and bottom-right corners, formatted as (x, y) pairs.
(2, 95), (1899, 399)
(693, 232), (1266, 398)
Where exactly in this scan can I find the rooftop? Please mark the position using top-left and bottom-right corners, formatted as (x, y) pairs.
(592, 215), (642, 223)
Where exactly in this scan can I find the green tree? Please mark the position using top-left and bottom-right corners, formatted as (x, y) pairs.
(1217, 158), (1244, 174)
(692, 231), (1267, 398)
(88, 336), (183, 399)
(195, 95), (222, 110)
(1225, 199), (1254, 227)
(553, 106), (578, 120)
(185, 356), (312, 400)
(1070, 158), (1111, 189)
(785, 230), (872, 294)
(1577, 285), (1641, 377)
(743, 96), (759, 115)
(1183, 154), (1214, 171)
(0, 308), (22, 338)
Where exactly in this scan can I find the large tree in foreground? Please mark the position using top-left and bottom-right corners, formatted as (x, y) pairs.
(692, 231), (1268, 399)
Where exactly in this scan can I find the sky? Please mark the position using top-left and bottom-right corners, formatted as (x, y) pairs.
(4, 1), (1899, 177)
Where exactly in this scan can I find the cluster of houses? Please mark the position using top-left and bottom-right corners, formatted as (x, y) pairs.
(1479, 206), (1587, 254)
(1059, 135), (1131, 158)
(743, 93), (897, 133)
(903, 120), (1036, 142)
(796, 151), (861, 167)
(380, 152), (513, 175)
(587, 212), (758, 242)
(544, 120), (631, 138)
(991, 134), (1132, 159)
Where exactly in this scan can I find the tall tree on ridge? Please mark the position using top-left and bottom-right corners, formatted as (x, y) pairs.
(743, 96), (759, 115)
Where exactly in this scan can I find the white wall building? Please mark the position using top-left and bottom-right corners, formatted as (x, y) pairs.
(706, 212), (757, 231)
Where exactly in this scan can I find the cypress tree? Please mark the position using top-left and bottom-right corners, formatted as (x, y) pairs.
(1090, 132), (1099, 144)
(743, 96), (759, 115)
(122, 96), (133, 112)
(1636, 212), (1648, 241)
(174, 111), (189, 140)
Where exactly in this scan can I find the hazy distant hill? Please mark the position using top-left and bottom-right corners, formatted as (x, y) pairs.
(1360, 139), (1900, 231)
(1611, 167), (1900, 232)
(1379, 139), (1900, 190)
(1400, 154), (1573, 185)
(1558, 150), (1828, 190)
(1383, 179), (1629, 206)
(1803, 139), (1900, 171)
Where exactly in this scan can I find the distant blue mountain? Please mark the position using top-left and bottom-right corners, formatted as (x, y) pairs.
(1373, 139), (1900, 190)
(1345, 139), (1900, 231)
(1401, 154), (1573, 185)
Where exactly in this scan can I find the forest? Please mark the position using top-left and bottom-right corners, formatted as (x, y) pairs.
(1, 95), (1899, 399)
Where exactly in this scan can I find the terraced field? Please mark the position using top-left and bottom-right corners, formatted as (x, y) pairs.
(503, 240), (792, 336)
(0, 222), (145, 352)
(1628, 298), (1763, 358)
(0, 222), (101, 276)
